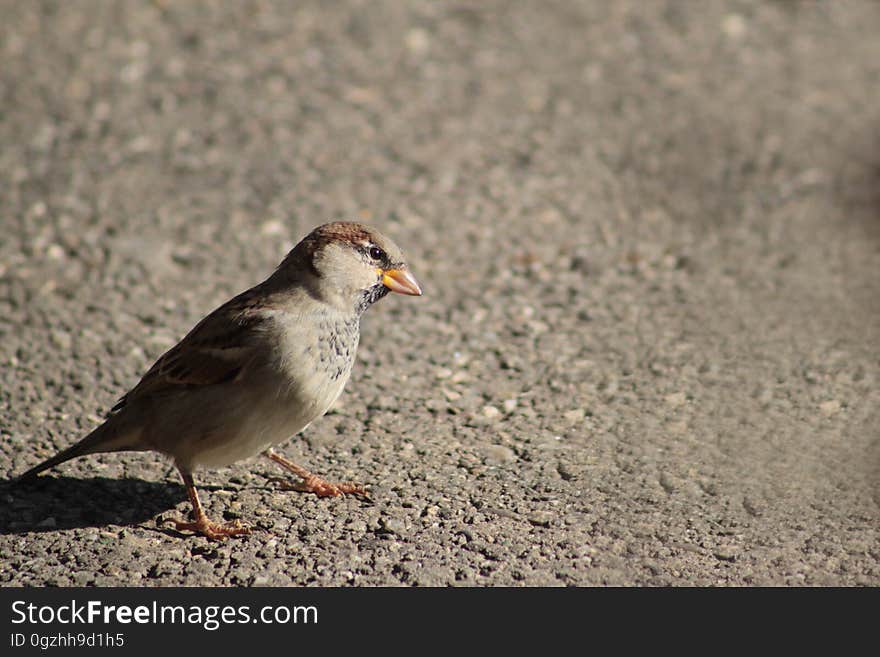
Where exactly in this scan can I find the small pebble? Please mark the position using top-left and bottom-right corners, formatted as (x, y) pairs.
(405, 28), (430, 55)
(482, 405), (502, 419)
(483, 445), (517, 465)
(721, 14), (747, 40)
(665, 392), (687, 407)
(819, 400), (841, 416)
(46, 243), (66, 260)
(50, 330), (72, 351)
(713, 546), (739, 562)
(380, 517), (406, 535)
(260, 219), (286, 236)
(528, 512), (553, 528)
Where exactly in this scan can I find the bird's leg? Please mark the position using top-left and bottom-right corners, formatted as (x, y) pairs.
(170, 466), (250, 540)
(264, 449), (368, 498)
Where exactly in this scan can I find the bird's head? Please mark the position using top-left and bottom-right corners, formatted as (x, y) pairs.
(278, 221), (422, 313)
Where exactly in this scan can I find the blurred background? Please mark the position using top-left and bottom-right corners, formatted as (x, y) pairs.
(1, 1), (878, 585)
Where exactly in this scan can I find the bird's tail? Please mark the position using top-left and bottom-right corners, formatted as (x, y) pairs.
(16, 419), (143, 482)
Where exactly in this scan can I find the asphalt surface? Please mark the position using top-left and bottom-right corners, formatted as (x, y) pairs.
(1, 1), (878, 586)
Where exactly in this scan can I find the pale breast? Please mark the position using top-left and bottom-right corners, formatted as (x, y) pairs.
(263, 310), (360, 440)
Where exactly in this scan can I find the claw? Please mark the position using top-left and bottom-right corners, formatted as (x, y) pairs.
(270, 474), (368, 498)
(264, 450), (369, 499)
(168, 515), (251, 540)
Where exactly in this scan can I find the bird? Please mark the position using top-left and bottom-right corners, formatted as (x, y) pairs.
(17, 221), (422, 539)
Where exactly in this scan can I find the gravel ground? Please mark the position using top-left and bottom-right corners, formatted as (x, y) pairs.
(1, 1), (878, 586)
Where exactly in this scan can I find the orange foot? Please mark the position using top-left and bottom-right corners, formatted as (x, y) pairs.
(271, 474), (369, 498)
(170, 516), (251, 540)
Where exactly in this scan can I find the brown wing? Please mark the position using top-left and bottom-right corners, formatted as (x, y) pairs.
(107, 287), (271, 415)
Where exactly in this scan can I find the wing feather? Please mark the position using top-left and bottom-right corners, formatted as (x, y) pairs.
(107, 286), (273, 415)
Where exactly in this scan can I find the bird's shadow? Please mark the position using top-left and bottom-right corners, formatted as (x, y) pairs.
(0, 475), (186, 535)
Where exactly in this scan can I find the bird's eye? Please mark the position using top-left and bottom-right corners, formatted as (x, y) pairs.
(369, 246), (385, 261)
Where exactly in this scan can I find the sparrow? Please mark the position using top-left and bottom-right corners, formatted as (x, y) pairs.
(17, 221), (422, 539)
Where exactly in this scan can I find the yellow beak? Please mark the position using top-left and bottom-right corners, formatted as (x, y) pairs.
(381, 268), (422, 296)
